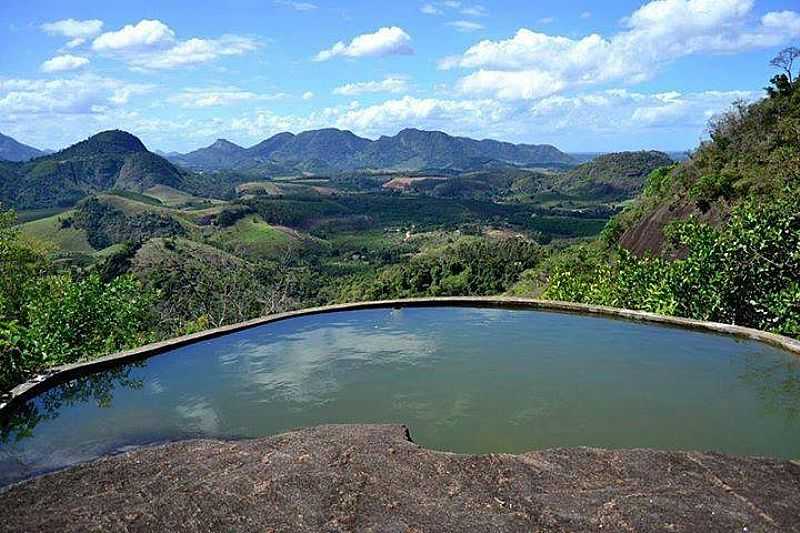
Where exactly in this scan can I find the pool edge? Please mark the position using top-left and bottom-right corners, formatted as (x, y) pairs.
(3, 297), (800, 415)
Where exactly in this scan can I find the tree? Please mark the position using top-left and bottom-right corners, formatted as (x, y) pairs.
(769, 46), (799, 95)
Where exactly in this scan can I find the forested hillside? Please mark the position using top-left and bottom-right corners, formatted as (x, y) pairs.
(0, 131), (186, 209)
(515, 51), (800, 337)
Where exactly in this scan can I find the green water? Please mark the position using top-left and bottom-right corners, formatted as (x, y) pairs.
(2, 306), (799, 486)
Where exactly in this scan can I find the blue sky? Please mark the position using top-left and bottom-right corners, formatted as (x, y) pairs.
(1, 0), (799, 152)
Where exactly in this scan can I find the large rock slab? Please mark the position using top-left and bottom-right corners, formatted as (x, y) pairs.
(1, 424), (799, 532)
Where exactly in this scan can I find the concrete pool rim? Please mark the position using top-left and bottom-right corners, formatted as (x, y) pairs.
(2, 296), (800, 415)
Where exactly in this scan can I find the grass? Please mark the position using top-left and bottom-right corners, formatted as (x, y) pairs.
(19, 210), (94, 254)
(210, 215), (297, 259)
(145, 185), (210, 207)
(14, 207), (72, 224)
(107, 190), (163, 206)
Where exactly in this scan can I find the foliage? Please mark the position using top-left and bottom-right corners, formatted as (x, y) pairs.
(557, 151), (674, 201)
(0, 206), (157, 392)
(72, 197), (186, 249)
(338, 237), (543, 301)
(543, 192), (800, 336)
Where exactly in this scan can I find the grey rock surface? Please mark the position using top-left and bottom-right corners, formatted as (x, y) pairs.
(1, 424), (799, 532)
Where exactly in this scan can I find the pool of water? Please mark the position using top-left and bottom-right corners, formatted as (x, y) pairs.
(2, 306), (800, 486)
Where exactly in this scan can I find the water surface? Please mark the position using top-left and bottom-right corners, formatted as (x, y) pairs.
(2, 306), (799, 486)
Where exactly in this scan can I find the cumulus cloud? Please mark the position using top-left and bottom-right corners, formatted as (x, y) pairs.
(314, 26), (413, 61)
(457, 69), (564, 100)
(91, 19), (260, 70)
(40, 54), (90, 73)
(92, 19), (174, 51)
(302, 91), (315, 100)
(333, 76), (410, 96)
(41, 18), (103, 39)
(0, 75), (153, 116)
(168, 87), (287, 108)
(447, 20), (484, 32)
(529, 89), (758, 133)
(442, 0), (800, 99)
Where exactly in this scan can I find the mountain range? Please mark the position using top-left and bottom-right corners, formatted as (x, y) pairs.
(167, 128), (575, 173)
(0, 132), (44, 162)
(0, 129), (672, 211)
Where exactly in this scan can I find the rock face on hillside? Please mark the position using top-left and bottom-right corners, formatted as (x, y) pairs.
(2, 424), (798, 532)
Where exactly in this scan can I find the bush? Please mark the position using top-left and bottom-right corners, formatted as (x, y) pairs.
(0, 206), (158, 392)
(543, 191), (800, 337)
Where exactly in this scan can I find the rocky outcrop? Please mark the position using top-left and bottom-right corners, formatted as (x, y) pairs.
(2, 424), (799, 532)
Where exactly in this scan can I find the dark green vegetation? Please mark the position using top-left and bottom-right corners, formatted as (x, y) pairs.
(515, 50), (800, 338)
(554, 151), (674, 201)
(0, 132), (43, 162)
(0, 208), (156, 391)
(0, 130), (185, 209)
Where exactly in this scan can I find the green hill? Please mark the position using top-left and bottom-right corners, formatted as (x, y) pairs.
(554, 151), (674, 201)
(1, 130), (187, 209)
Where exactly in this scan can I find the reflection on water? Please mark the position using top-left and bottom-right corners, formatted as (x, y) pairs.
(1, 306), (799, 487)
(1, 365), (143, 444)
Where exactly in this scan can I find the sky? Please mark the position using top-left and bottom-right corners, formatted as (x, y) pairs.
(1, 0), (799, 153)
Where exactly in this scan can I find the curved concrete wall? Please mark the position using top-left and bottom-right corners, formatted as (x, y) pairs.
(2, 297), (800, 414)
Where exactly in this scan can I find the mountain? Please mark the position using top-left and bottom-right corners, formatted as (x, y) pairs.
(247, 132), (295, 159)
(554, 151), (674, 201)
(358, 128), (573, 171)
(0, 132), (43, 162)
(168, 139), (250, 171)
(0, 130), (186, 209)
(167, 128), (575, 173)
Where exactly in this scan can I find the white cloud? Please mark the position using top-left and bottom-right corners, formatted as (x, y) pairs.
(457, 69), (564, 100)
(529, 89), (758, 132)
(461, 5), (487, 17)
(0, 75), (153, 116)
(91, 19), (260, 70)
(40, 54), (90, 73)
(274, 0), (318, 11)
(333, 76), (410, 96)
(314, 26), (413, 61)
(442, 0), (800, 100)
(421, 4), (442, 15)
(41, 18), (103, 39)
(580, 11), (592, 19)
(92, 19), (174, 51)
(168, 87), (287, 108)
(447, 20), (484, 32)
(302, 91), (315, 100)
(66, 38), (87, 48)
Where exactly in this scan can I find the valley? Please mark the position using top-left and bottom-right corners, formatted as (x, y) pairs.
(5, 129), (666, 310)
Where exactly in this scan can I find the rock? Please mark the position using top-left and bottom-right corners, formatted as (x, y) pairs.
(1, 424), (798, 532)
